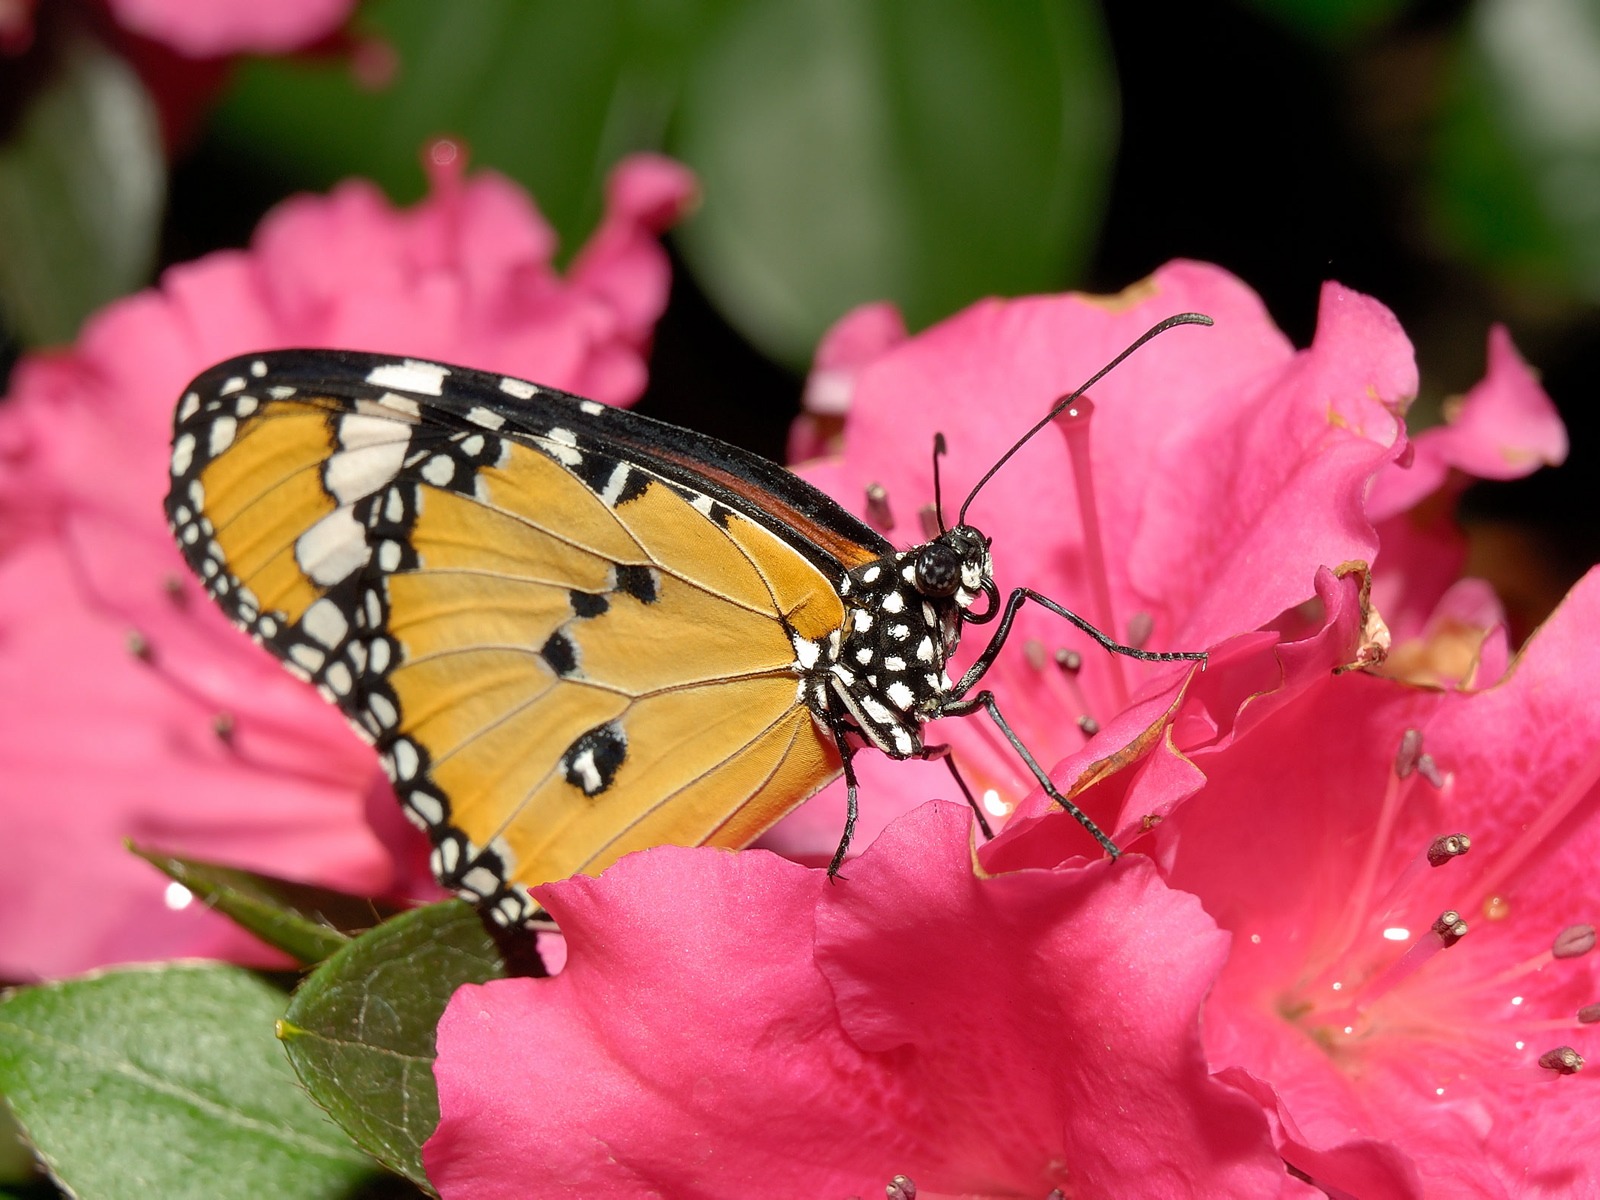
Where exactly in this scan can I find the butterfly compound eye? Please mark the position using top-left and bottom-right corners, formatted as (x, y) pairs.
(914, 542), (962, 597)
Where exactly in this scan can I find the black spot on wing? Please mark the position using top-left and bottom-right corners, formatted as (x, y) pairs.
(613, 564), (659, 604)
(570, 589), (609, 618)
(560, 722), (627, 797)
(540, 629), (580, 677)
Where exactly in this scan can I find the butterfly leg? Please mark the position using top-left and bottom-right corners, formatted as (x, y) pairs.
(826, 725), (863, 878)
(917, 743), (995, 840)
(952, 587), (1205, 700)
(940, 689), (1120, 858)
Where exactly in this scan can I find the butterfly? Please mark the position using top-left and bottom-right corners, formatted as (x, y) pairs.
(165, 316), (1208, 927)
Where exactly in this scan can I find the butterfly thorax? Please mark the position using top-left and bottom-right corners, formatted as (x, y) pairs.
(810, 525), (993, 759)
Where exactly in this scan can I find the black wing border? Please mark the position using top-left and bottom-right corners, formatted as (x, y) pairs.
(178, 349), (893, 581)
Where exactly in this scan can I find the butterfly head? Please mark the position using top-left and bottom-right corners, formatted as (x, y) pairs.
(911, 524), (996, 623)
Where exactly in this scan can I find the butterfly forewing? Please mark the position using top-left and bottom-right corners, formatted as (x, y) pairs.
(166, 351), (881, 924)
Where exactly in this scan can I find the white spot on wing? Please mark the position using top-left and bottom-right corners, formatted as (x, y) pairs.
(580, 400), (604, 416)
(171, 433), (195, 477)
(792, 634), (820, 669)
(466, 406), (505, 430)
(327, 415), (409, 503)
(570, 749), (601, 793)
(421, 455), (456, 487)
(367, 359), (450, 396)
(368, 692), (397, 728)
(289, 641), (325, 672)
(499, 377), (538, 400)
(324, 660), (353, 696)
(296, 509), (371, 585)
(220, 376), (246, 396)
(208, 415), (237, 457)
(378, 392), (421, 418)
(544, 427), (582, 466)
(303, 597), (349, 647)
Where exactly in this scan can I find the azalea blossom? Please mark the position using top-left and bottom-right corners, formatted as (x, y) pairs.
(1117, 570), (1600, 1197)
(769, 263), (1423, 862)
(1367, 325), (1567, 683)
(0, 148), (694, 979)
(421, 266), (1578, 1196)
(427, 802), (1306, 1199)
(107, 0), (353, 57)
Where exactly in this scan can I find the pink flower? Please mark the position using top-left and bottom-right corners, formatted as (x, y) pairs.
(768, 263), (1416, 862)
(427, 802), (1302, 1199)
(788, 300), (907, 464)
(1368, 325), (1566, 675)
(1137, 569), (1600, 1197)
(107, 0), (354, 57)
(0, 150), (693, 980)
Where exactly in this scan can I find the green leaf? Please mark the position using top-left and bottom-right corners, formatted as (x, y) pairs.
(1430, 0), (1600, 300)
(0, 24), (163, 345)
(671, 0), (1116, 366)
(280, 901), (521, 1192)
(128, 843), (405, 965)
(0, 964), (377, 1200)
(210, 0), (709, 255)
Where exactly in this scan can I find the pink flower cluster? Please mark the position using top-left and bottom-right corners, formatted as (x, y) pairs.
(424, 265), (1594, 1197)
(0, 134), (1588, 1190)
(0, 147), (695, 978)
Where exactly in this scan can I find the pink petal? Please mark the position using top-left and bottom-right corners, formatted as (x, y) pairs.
(428, 803), (1296, 1198)
(781, 266), (1414, 861)
(1369, 326), (1567, 520)
(789, 302), (909, 463)
(1368, 326), (1566, 643)
(1145, 569), (1600, 1194)
(0, 155), (687, 977)
(106, 0), (354, 56)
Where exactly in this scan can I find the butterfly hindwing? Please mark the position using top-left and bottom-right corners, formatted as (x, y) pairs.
(167, 350), (890, 924)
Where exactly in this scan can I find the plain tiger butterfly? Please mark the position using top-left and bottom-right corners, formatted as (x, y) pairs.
(165, 315), (1210, 926)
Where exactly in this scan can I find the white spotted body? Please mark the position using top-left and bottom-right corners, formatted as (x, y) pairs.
(812, 526), (993, 758)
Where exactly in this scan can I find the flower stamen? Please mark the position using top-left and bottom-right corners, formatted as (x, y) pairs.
(1538, 1046), (1585, 1075)
(1053, 394), (1128, 709)
(1023, 638), (1100, 742)
(864, 482), (894, 532)
(1553, 924), (1596, 959)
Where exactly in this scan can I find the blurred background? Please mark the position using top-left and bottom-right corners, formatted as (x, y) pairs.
(2, 0), (1595, 635)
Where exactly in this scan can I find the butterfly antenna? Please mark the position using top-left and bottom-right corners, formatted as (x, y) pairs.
(931, 432), (949, 534)
(956, 312), (1213, 527)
